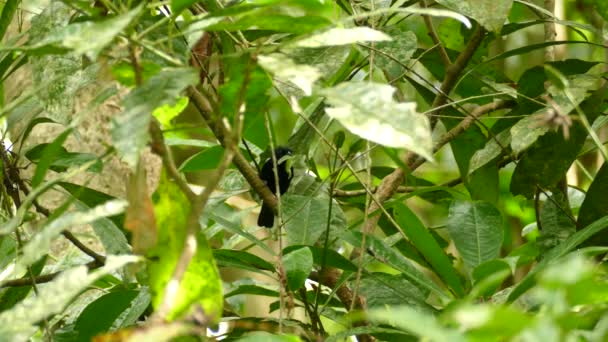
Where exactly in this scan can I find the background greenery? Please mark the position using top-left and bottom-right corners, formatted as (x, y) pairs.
(0, 0), (607, 341)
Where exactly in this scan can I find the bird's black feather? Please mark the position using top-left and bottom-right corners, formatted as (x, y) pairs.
(257, 147), (293, 228)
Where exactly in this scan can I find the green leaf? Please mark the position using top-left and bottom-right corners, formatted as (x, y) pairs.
(282, 193), (346, 247)
(282, 247), (313, 291)
(577, 162), (608, 246)
(258, 53), (321, 95)
(111, 60), (161, 87)
(447, 200), (503, 271)
(471, 259), (512, 297)
(342, 231), (451, 300)
(367, 306), (465, 342)
(207, 14), (330, 34)
(0, 255), (140, 340)
(153, 96), (189, 128)
(539, 191), (576, 248)
(435, 0), (513, 32)
(221, 55), (272, 149)
(510, 111), (551, 154)
(0, 0), (20, 41)
(469, 130), (511, 174)
(8, 200), (127, 280)
(73, 201), (130, 255)
(26, 142), (102, 174)
(394, 203), (464, 296)
(171, 0), (197, 16)
(31, 128), (72, 187)
(225, 284), (279, 298)
(179, 145), (225, 172)
(213, 249), (275, 273)
(148, 174), (223, 321)
(112, 67), (199, 167)
(375, 27), (417, 79)
(57, 182), (124, 228)
(292, 27), (391, 48)
(73, 288), (151, 341)
(510, 86), (606, 198)
(321, 82), (433, 160)
(357, 272), (435, 313)
(283, 245), (357, 272)
(507, 215), (608, 302)
(0, 257), (46, 313)
(27, 6), (142, 59)
(447, 304), (533, 340)
(236, 332), (301, 342)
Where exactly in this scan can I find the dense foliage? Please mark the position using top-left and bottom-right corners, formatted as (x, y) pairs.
(0, 0), (607, 341)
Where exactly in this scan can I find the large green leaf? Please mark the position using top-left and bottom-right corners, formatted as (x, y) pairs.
(111, 68), (198, 167)
(27, 6), (141, 59)
(148, 173), (223, 321)
(577, 162), (608, 246)
(375, 27), (417, 79)
(282, 247), (313, 291)
(394, 202), (464, 296)
(0, 255), (139, 340)
(510, 86), (606, 198)
(72, 288), (151, 341)
(281, 175), (346, 247)
(321, 82), (432, 160)
(6, 200), (127, 282)
(507, 215), (608, 302)
(258, 53), (321, 96)
(435, 0), (513, 32)
(447, 200), (503, 271)
(342, 231), (451, 300)
(367, 306), (465, 342)
(291, 27), (391, 48)
(539, 191), (576, 249)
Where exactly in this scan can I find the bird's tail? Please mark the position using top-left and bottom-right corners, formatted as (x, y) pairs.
(257, 202), (274, 228)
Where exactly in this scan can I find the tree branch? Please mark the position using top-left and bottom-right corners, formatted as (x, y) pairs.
(186, 86), (278, 211)
(422, 0), (451, 67)
(1, 261), (99, 288)
(360, 24), (487, 236)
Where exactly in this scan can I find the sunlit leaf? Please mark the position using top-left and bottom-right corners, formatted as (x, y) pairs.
(435, 0), (514, 32)
(258, 53), (321, 95)
(111, 68), (198, 167)
(0, 255), (139, 340)
(8, 200), (127, 281)
(321, 82), (433, 160)
(292, 27), (391, 48)
(148, 173), (223, 321)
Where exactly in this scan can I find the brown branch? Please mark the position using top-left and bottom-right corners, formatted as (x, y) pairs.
(1, 261), (99, 288)
(333, 185), (419, 197)
(422, 0), (451, 67)
(408, 99), (516, 170)
(61, 230), (106, 266)
(186, 86), (278, 211)
(149, 119), (197, 202)
(318, 268), (373, 342)
(428, 25), (485, 128)
(153, 140), (236, 322)
(361, 25), (487, 236)
(1, 144), (108, 266)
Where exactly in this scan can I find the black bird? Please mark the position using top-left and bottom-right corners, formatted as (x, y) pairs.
(257, 147), (293, 228)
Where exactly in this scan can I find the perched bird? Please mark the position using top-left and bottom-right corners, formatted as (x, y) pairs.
(257, 147), (293, 228)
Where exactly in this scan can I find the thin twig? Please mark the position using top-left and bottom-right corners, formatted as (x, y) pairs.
(1, 261), (99, 288)
(422, 0), (451, 67)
